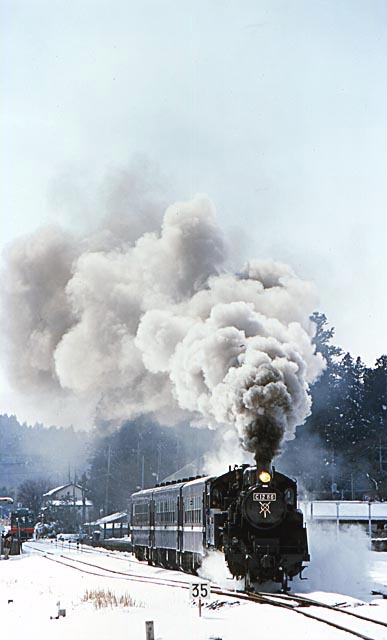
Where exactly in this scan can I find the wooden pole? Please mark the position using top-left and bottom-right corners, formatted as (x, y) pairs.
(145, 621), (154, 640)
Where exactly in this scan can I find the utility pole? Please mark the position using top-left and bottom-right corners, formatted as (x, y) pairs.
(331, 444), (337, 498)
(141, 455), (145, 489)
(137, 438), (141, 483)
(105, 446), (111, 516)
(157, 442), (162, 480)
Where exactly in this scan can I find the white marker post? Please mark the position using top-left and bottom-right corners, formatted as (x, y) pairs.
(145, 621), (154, 640)
(190, 581), (211, 617)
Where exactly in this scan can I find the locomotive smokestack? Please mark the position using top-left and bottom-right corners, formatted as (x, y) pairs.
(255, 458), (272, 472)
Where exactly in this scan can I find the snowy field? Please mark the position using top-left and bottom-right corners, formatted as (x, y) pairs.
(1, 526), (387, 640)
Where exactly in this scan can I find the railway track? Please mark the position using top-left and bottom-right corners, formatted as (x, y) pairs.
(26, 542), (191, 589)
(236, 591), (387, 640)
(25, 542), (387, 640)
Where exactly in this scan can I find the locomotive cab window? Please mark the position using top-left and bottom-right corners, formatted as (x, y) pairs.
(211, 488), (222, 508)
(243, 469), (257, 488)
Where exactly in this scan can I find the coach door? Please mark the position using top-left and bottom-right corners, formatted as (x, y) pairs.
(149, 496), (155, 553)
(177, 492), (183, 555)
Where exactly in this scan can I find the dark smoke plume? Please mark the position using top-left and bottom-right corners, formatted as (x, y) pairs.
(1, 194), (324, 463)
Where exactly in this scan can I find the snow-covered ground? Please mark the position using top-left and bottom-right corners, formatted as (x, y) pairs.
(1, 525), (387, 640)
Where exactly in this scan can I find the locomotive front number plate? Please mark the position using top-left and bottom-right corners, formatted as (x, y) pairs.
(253, 493), (276, 502)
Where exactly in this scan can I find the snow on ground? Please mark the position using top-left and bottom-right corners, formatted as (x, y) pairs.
(1, 528), (387, 640)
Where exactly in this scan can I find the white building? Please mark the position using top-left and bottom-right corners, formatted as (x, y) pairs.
(43, 483), (93, 524)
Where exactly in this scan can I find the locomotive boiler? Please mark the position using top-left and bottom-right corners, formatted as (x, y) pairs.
(130, 464), (309, 591)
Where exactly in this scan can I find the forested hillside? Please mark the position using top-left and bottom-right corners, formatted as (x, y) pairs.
(279, 313), (387, 499)
(0, 414), (90, 493)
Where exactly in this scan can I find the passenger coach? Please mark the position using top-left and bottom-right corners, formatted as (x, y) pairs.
(131, 476), (209, 571)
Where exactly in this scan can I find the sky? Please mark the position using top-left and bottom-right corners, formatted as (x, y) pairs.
(1, 0), (387, 423)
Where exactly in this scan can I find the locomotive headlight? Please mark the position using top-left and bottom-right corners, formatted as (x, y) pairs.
(258, 470), (271, 484)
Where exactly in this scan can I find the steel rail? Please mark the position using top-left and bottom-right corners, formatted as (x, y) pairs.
(241, 592), (383, 640)
(26, 543), (386, 640)
(258, 591), (387, 629)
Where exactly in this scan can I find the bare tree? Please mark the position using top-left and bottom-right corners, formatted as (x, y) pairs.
(17, 477), (52, 516)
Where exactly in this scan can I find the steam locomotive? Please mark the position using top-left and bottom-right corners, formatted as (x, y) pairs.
(130, 464), (309, 591)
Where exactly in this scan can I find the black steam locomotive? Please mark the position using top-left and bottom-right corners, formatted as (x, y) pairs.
(130, 464), (309, 591)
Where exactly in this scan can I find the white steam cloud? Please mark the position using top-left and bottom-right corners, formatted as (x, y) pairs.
(198, 549), (244, 590)
(295, 523), (372, 600)
(2, 194), (324, 461)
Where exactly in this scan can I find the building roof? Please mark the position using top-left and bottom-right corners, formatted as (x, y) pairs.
(43, 483), (83, 497)
(86, 511), (128, 526)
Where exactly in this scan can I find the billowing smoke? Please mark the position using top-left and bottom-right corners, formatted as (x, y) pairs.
(1, 194), (324, 463)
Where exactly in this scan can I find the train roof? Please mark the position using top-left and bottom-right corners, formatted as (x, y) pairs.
(181, 475), (213, 487)
(130, 474), (214, 499)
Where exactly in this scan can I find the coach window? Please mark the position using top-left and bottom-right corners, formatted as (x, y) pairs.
(155, 501), (160, 523)
(135, 502), (148, 524)
(186, 495), (200, 523)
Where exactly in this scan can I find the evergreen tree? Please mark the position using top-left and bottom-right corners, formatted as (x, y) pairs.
(307, 313), (343, 493)
(364, 355), (387, 435)
(279, 314), (334, 494)
(363, 355), (387, 488)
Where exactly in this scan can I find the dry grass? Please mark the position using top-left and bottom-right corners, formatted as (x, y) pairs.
(82, 588), (142, 609)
